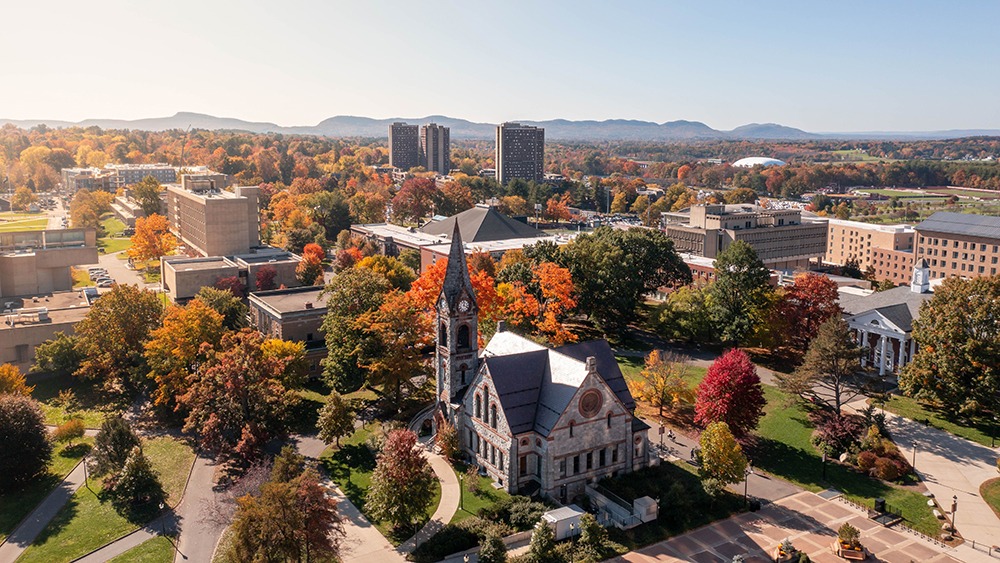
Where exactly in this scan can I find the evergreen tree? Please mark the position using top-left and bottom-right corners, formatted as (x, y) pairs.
(0, 395), (52, 491)
(92, 418), (142, 476)
(478, 533), (508, 563)
(528, 520), (557, 563)
(107, 446), (165, 520)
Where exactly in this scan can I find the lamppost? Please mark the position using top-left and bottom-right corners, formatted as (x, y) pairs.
(158, 502), (165, 537)
(912, 441), (918, 470)
(459, 470), (464, 514)
(822, 451), (828, 481)
(744, 464), (753, 509)
(952, 495), (958, 534)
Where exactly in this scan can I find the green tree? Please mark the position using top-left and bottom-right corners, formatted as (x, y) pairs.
(92, 418), (142, 476)
(196, 286), (249, 330)
(270, 445), (306, 483)
(652, 285), (715, 343)
(478, 533), (508, 563)
(10, 186), (37, 211)
(528, 520), (557, 563)
(777, 317), (871, 414)
(0, 394), (52, 491)
(131, 176), (164, 217)
(561, 227), (690, 331)
(74, 284), (163, 392)
(320, 268), (391, 392)
(106, 446), (165, 521)
(365, 429), (435, 531)
(317, 392), (355, 447)
(899, 276), (1000, 417)
(31, 331), (81, 375)
(698, 421), (747, 495)
(707, 241), (772, 345)
(356, 254), (417, 291)
(579, 512), (609, 559)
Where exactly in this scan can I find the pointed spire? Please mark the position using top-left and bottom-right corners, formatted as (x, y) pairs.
(440, 221), (476, 308)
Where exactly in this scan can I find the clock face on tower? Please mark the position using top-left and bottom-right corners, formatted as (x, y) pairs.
(458, 298), (471, 312)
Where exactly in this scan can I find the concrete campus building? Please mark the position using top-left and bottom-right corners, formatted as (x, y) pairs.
(160, 249), (300, 303)
(248, 286), (327, 378)
(662, 204), (827, 269)
(496, 122), (544, 185)
(434, 225), (651, 507)
(62, 164), (176, 192)
(389, 122), (420, 171)
(165, 173), (260, 258)
(420, 123), (451, 174)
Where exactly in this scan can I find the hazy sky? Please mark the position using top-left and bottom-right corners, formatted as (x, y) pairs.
(2, 0), (998, 132)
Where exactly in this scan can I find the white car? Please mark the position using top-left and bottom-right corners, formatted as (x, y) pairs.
(97, 280), (114, 288)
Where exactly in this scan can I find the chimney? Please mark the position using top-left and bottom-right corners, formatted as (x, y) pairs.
(304, 302), (313, 309)
(496, 320), (506, 333)
(585, 356), (598, 374)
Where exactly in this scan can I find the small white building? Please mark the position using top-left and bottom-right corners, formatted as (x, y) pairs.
(542, 505), (585, 541)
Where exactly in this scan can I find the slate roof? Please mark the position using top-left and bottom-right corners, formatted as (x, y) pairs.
(481, 331), (640, 436)
(440, 223), (476, 309)
(915, 211), (1000, 239)
(839, 285), (932, 332)
(422, 206), (545, 242)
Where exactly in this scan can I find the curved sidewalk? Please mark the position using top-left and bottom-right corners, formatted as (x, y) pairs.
(0, 460), (88, 563)
(398, 449), (461, 553)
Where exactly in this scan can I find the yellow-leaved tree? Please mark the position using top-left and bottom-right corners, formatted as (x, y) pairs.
(627, 350), (694, 418)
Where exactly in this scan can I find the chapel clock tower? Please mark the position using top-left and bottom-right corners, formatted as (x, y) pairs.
(436, 223), (479, 417)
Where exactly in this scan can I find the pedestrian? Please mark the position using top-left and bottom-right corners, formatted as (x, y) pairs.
(667, 428), (675, 442)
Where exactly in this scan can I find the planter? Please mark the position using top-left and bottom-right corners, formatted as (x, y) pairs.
(772, 547), (799, 562)
(832, 540), (867, 560)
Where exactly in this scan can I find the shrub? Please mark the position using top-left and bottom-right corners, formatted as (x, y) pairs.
(856, 451), (877, 472)
(509, 499), (547, 530)
(478, 534), (507, 563)
(52, 418), (85, 447)
(410, 524), (478, 561)
(810, 411), (865, 455)
(837, 522), (861, 549)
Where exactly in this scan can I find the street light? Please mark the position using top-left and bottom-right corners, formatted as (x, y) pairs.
(912, 441), (918, 470)
(744, 464), (753, 509)
(822, 451), (828, 481)
(952, 495), (958, 534)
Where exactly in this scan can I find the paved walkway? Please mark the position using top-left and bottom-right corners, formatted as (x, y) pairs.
(608, 490), (983, 563)
(75, 512), (177, 563)
(398, 449), (461, 553)
(847, 399), (1000, 549)
(0, 460), (88, 563)
(172, 453), (227, 563)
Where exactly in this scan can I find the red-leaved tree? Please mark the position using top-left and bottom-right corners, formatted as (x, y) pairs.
(256, 265), (277, 291)
(694, 349), (765, 438)
(776, 272), (842, 352)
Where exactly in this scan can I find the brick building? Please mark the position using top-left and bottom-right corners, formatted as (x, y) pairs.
(389, 122), (419, 171)
(823, 219), (915, 286)
(248, 286), (327, 377)
(496, 122), (544, 185)
(914, 212), (1000, 279)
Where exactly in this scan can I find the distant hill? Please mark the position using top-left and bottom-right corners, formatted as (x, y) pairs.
(2, 112), (998, 141)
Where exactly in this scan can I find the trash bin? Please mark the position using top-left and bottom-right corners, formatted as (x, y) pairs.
(874, 498), (886, 513)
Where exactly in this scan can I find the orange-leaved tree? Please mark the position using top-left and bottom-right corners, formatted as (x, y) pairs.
(128, 213), (177, 263)
(144, 298), (225, 410)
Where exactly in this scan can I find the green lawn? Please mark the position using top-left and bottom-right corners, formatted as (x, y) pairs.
(981, 478), (1000, 521)
(752, 386), (939, 537)
(0, 217), (48, 232)
(71, 267), (95, 288)
(31, 372), (122, 429)
(617, 354), (707, 388)
(17, 436), (195, 563)
(449, 463), (511, 524)
(0, 438), (93, 543)
(98, 216), (131, 254)
(106, 535), (175, 563)
(321, 422), (442, 545)
(925, 188), (1000, 200)
(881, 394), (999, 447)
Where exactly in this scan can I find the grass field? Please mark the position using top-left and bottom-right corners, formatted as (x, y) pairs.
(981, 478), (1000, 520)
(881, 395), (998, 447)
(17, 436), (195, 563)
(0, 217), (48, 232)
(98, 216), (131, 254)
(321, 422), (442, 545)
(31, 372), (122, 428)
(924, 187), (1000, 200)
(753, 386), (939, 537)
(0, 438), (94, 543)
(106, 535), (175, 563)
(831, 150), (884, 162)
(71, 267), (95, 288)
(449, 463), (511, 524)
(859, 189), (945, 199)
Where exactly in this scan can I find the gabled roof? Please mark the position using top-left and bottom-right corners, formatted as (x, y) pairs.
(839, 285), (931, 332)
(915, 211), (1000, 239)
(481, 331), (639, 436)
(422, 206), (545, 243)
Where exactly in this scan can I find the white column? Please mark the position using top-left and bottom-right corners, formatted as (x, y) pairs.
(879, 335), (888, 376)
(897, 337), (906, 369)
(910, 338), (917, 360)
(860, 330), (869, 367)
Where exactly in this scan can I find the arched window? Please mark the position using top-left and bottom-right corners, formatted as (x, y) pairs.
(490, 404), (498, 429)
(439, 323), (447, 345)
(457, 325), (470, 349)
(475, 394), (482, 418)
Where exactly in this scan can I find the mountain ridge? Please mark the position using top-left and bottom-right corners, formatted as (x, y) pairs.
(1, 112), (997, 141)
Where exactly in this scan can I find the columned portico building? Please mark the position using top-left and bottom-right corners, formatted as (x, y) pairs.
(838, 260), (933, 375)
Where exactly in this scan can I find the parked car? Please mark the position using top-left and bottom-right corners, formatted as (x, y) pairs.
(97, 280), (114, 288)
(93, 277), (113, 284)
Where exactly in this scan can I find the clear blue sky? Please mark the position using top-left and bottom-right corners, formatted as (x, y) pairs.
(2, 0), (998, 132)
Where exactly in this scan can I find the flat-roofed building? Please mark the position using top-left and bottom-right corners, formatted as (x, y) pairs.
(160, 249), (300, 303)
(249, 286), (327, 377)
(496, 122), (544, 185)
(389, 122), (419, 171)
(420, 123), (450, 174)
(822, 219), (915, 285)
(62, 167), (115, 191)
(914, 211), (1000, 279)
(0, 290), (91, 372)
(0, 228), (98, 298)
(662, 204), (827, 269)
(165, 175), (259, 257)
(105, 164), (176, 188)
